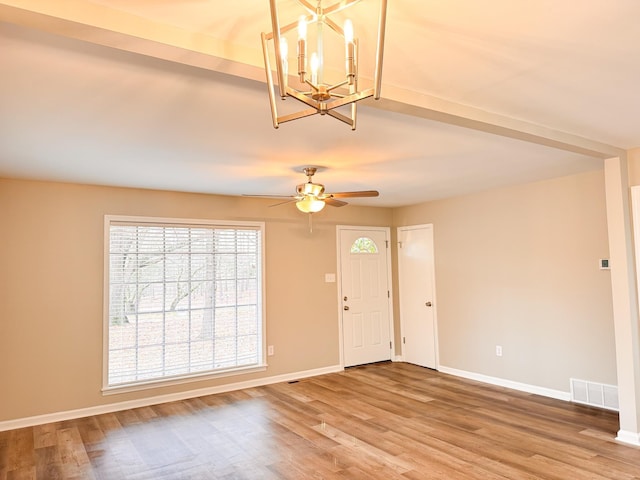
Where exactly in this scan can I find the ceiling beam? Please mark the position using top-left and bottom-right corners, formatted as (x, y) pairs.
(375, 86), (624, 159)
(1, 0), (624, 159)
(0, 0), (266, 82)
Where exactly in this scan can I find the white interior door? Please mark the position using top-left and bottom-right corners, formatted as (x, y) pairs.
(338, 227), (393, 367)
(398, 224), (438, 369)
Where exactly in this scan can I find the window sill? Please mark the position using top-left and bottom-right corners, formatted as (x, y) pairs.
(102, 363), (268, 395)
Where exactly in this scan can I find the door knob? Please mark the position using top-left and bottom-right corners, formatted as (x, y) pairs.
(425, 301), (432, 307)
(344, 306), (350, 311)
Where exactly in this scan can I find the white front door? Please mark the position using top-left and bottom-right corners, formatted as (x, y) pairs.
(338, 226), (393, 367)
(398, 224), (438, 369)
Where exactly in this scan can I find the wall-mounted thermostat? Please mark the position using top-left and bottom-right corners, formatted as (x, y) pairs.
(599, 259), (610, 270)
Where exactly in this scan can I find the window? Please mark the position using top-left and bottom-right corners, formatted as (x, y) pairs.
(350, 236), (379, 254)
(104, 216), (265, 391)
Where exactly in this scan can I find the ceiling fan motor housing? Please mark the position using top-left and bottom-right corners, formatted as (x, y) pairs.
(297, 182), (325, 197)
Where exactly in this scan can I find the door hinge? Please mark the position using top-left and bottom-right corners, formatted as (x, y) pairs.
(390, 341), (392, 349)
(403, 337), (406, 344)
(398, 241), (403, 248)
(387, 290), (390, 298)
(385, 240), (389, 248)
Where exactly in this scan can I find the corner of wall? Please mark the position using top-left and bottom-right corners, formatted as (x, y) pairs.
(626, 147), (640, 186)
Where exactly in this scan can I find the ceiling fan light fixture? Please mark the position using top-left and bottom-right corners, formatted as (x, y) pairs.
(296, 196), (326, 213)
(261, 0), (388, 130)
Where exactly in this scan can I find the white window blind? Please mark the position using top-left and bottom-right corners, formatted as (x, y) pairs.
(106, 218), (263, 388)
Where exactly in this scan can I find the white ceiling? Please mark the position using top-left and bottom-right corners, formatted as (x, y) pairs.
(1, 0), (637, 207)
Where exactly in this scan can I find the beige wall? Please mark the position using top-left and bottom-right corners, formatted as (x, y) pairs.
(392, 170), (617, 391)
(0, 178), (392, 421)
(0, 169), (619, 422)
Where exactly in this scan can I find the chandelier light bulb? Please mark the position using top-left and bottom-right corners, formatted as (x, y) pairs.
(310, 52), (319, 85)
(279, 37), (288, 79)
(298, 16), (307, 41)
(344, 19), (354, 43)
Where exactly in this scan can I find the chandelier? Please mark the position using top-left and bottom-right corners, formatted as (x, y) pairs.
(261, 0), (388, 130)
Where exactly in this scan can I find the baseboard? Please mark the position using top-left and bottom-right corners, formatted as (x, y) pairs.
(438, 366), (571, 402)
(0, 364), (343, 432)
(393, 355), (403, 362)
(616, 429), (640, 447)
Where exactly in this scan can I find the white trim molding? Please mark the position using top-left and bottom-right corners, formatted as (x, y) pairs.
(616, 430), (640, 447)
(0, 364), (343, 432)
(438, 366), (571, 402)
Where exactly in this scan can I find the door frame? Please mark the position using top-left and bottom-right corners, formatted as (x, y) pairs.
(397, 223), (440, 368)
(336, 225), (395, 368)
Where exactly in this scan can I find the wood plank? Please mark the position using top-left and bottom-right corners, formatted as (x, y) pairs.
(0, 363), (638, 479)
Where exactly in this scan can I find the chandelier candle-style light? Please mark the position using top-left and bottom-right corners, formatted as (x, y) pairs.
(261, 0), (387, 130)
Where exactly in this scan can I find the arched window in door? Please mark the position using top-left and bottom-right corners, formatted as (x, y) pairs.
(350, 236), (379, 254)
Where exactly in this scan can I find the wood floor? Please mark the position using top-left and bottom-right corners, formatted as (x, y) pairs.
(1, 362), (639, 479)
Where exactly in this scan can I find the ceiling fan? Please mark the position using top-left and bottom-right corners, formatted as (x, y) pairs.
(244, 167), (379, 214)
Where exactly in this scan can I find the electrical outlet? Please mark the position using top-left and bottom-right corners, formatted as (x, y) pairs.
(268, 345), (274, 356)
(496, 345), (503, 357)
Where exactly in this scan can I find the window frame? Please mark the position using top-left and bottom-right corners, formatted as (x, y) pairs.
(102, 215), (266, 394)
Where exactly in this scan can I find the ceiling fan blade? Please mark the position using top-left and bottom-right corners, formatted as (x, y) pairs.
(327, 190), (379, 198)
(269, 199), (298, 207)
(242, 194), (295, 199)
(324, 198), (348, 207)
